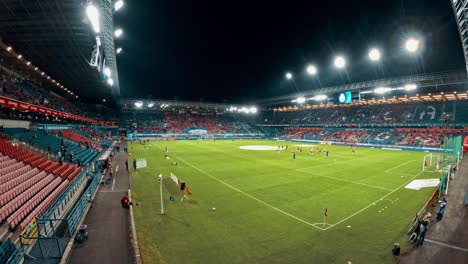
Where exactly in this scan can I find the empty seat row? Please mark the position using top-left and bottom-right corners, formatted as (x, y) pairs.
(0, 164), (31, 185)
(7, 177), (63, 229)
(0, 174), (54, 223)
(0, 168), (40, 195)
(0, 171), (47, 206)
(19, 179), (69, 230)
(67, 167), (82, 181)
(0, 162), (24, 176)
(52, 163), (70, 176)
(0, 159), (17, 169)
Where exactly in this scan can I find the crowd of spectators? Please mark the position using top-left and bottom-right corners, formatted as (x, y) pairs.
(263, 100), (468, 126)
(121, 111), (261, 134)
(0, 70), (83, 115)
(280, 128), (445, 147)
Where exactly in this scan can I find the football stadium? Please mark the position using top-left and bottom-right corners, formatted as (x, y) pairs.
(0, 1), (467, 264)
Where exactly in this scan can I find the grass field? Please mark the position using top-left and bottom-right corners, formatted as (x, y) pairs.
(129, 140), (438, 264)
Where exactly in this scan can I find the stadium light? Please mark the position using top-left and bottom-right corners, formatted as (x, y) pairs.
(135, 101), (143, 108)
(107, 78), (114, 86)
(116, 47), (122, 54)
(334, 56), (346, 68)
(6, 46), (12, 52)
(404, 84), (417, 91)
(368, 48), (381, 61)
(147, 103), (154, 108)
(312, 95), (328, 101)
(34, 67), (38, 71)
(115, 28), (123, 38)
(285, 72), (293, 80)
(374, 87), (391, 94)
(104, 67), (112, 77)
(296, 97), (306, 104)
(86, 4), (100, 33)
(249, 107), (257, 113)
(114, 0), (124, 11)
(17, 54), (22, 59)
(26, 61), (31, 66)
(405, 38), (420, 53)
(306, 65), (318, 75)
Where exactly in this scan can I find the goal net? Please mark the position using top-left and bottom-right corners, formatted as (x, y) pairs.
(422, 153), (440, 172)
(200, 134), (215, 141)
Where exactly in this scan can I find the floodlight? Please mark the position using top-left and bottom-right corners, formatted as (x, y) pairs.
(147, 103), (154, 108)
(404, 84), (417, 91)
(313, 95), (328, 101)
(334, 56), (346, 68)
(104, 67), (112, 77)
(241, 107), (248, 113)
(17, 54), (22, 59)
(86, 4), (100, 33)
(306, 65), (317, 75)
(41, 72), (45, 75)
(103, 99), (106, 102)
(405, 38), (419, 53)
(114, 0), (124, 11)
(116, 47), (122, 54)
(135, 101), (143, 108)
(26, 61), (31, 66)
(114, 28), (123, 38)
(285, 72), (293, 80)
(34, 67), (38, 71)
(107, 78), (114, 86)
(368, 48), (381, 61)
(6, 46), (12, 52)
(76, 96), (79, 99)
(374, 87), (391, 94)
(249, 107), (257, 113)
(296, 97), (306, 104)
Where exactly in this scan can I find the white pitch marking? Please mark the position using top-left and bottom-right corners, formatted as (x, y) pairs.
(315, 174), (393, 191)
(112, 178), (116, 191)
(425, 239), (468, 252)
(296, 156), (367, 171)
(385, 160), (415, 173)
(323, 170), (424, 230)
(115, 165), (119, 173)
(172, 154), (324, 230)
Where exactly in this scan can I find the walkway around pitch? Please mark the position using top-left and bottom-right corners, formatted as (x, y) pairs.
(67, 142), (133, 264)
(400, 158), (468, 264)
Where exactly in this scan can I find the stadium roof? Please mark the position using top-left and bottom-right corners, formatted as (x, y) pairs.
(258, 71), (468, 106)
(0, 0), (119, 101)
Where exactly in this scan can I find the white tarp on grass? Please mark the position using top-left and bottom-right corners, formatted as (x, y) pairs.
(404, 179), (440, 190)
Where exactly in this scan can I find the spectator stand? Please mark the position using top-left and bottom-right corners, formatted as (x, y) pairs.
(18, 149), (109, 263)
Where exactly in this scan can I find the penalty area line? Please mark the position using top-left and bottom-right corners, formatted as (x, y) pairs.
(385, 160), (415, 173)
(323, 170), (424, 231)
(173, 155), (324, 231)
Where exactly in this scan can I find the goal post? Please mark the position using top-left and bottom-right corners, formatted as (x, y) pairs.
(200, 134), (215, 141)
(422, 153), (440, 172)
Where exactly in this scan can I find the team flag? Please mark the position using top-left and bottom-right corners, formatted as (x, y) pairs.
(324, 208), (328, 217)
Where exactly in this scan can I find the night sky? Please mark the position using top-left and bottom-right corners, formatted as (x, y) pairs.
(114, 0), (464, 103)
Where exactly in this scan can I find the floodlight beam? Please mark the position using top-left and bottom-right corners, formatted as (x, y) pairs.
(86, 4), (100, 33)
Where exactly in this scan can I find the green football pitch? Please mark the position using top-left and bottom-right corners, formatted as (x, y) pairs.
(129, 140), (438, 264)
